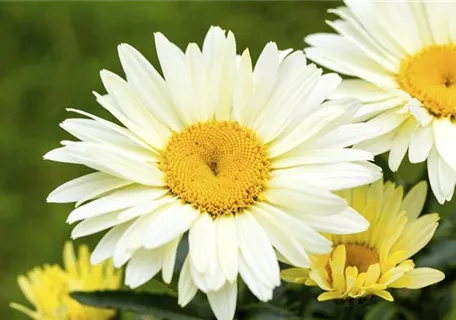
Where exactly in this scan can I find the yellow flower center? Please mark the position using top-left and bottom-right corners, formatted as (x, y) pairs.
(160, 121), (270, 217)
(344, 244), (378, 273)
(398, 44), (456, 118)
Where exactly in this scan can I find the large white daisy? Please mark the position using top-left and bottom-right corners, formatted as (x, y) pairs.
(305, 1), (456, 204)
(45, 26), (381, 320)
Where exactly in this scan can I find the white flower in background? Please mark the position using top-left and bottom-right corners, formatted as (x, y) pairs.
(45, 26), (381, 320)
(305, 1), (456, 203)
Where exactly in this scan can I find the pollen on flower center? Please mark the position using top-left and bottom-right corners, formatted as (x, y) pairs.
(398, 44), (456, 118)
(159, 121), (270, 217)
(343, 244), (378, 273)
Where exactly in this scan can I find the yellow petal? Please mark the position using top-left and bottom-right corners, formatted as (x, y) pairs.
(17, 276), (37, 306)
(330, 245), (346, 292)
(305, 279), (317, 286)
(281, 268), (309, 284)
(78, 245), (91, 277)
(400, 181), (427, 220)
(355, 272), (367, 288)
(63, 241), (77, 274)
(317, 292), (345, 301)
(403, 268), (445, 289)
(365, 263), (380, 287)
(352, 186), (367, 212)
(309, 270), (332, 291)
(391, 213), (439, 259)
(381, 250), (407, 272)
(379, 266), (405, 285)
(345, 266), (358, 292)
(374, 290), (394, 301)
(9, 302), (40, 319)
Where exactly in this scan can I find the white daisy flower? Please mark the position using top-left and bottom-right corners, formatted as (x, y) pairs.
(305, 1), (456, 204)
(45, 26), (381, 320)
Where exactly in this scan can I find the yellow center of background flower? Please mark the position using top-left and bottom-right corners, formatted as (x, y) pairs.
(398, 44), (456, 118)
(160, 121), (270, 217)
(343, 244), (378, 273)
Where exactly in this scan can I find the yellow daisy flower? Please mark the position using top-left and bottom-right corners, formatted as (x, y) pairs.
(282, 180), (445, 302)
(10, 242), (122, 320)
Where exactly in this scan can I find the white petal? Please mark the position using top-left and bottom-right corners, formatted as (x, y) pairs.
(256, 203), (333, 254)
(329, 79), (393, 102)
(295, 206), (369, 235)
(236, 211), (280, 287)
(343, 2), (407, 58)
(425, 2), (453, 44)
(243, 42), (280, 124)
(269, 103), (348, 157)
(116, 195), (176, 223)
(310, 123), (381, 149)
(252, 59), (321, 143)
(144, 202), (199, 249)
(47, 172), (130, 204)
(305, 34), (397, 88)
(184, 43), (211, 122)
(427, 147), (446, 204)
(238, 254), (274, 302)
(43, 147), (78, 164)
(272, 148), (373, 169)
(304, 73), (342, 111)
(207, 281), (237, 320)
(438, 155), (456, 201)
(264, 181), (347, 216)
(71, 211), (121, 239)
(117, 43), (182, 131)
(154, 32), (195, 126)
(62, 141), (165, 186)
(204, 253), (226, 292)
(189, 213), (215, 274)
(126, 248), (163, 288)
(354, 97), (406, 122)
(407, 99), (433, 126)
(66, 107), (157, 153)
(60, 118), (160, 163)
(408, 125), (433, 164)
(433, 118), (456, 171)
(367, 107), (409, 136)
(99, 70), (170, 150)
(60, 118), (156, 162)
(91, 221), (133, 264)
(178, 257), (198, 307)
(67, 186), (167, 224)
(272, 162), (381, 191)
(330, 6), (404, 66)
(252, 205), (312, 267)
(233, 49), (254, 125)
(355, 130), (396, 156)
(161, 236), (181, 284)
(202, 27), (237, 121)
(215, 214), (239, 283)
(112, 211), (161, 268)
(388, 118), (417, 172)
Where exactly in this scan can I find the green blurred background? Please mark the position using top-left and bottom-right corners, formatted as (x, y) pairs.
(1, 1), (455, 319)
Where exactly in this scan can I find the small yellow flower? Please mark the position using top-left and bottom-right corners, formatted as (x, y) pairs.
(10, 241), (122, 320)
(282, 180), (445, 302)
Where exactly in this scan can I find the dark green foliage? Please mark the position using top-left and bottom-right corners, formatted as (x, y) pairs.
(71, 291), (205, 320)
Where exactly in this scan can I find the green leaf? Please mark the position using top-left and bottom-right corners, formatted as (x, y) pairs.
(239, 303), (302, 320)
(70, 290), (207, 320)
(364, 301), (399, 320)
